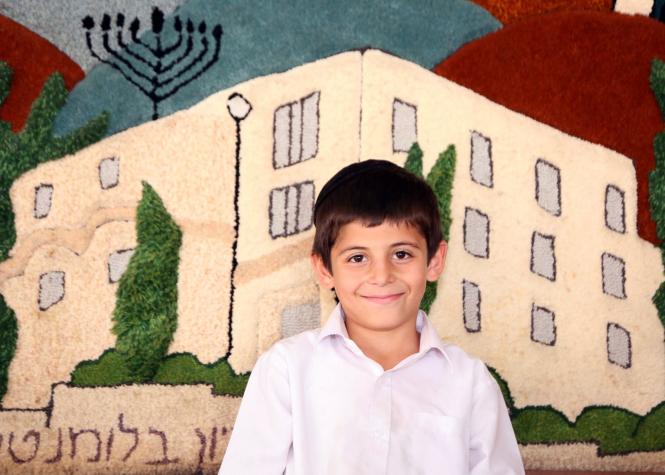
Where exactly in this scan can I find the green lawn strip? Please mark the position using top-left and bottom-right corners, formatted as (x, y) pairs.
(70, 349), (249, 396)
(488, 366), (665, 454)
(510, 403), (665, 455)
(511, 406), (582, 444)
(70, 349), (142, 386)
(511, 405), (660, 455)
(629, 402), (665, 452)
(154, 353), (249, 396)
(486, 366), (515, 414)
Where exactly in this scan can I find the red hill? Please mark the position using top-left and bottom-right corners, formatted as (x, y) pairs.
(470, 0), (611, 25)
(0, 14), (83, 132)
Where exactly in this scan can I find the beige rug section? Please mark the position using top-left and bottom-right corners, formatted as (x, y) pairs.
(0, 384), (239, 474)
(521, 444), (665, 471)
(1, 220), (134, 408)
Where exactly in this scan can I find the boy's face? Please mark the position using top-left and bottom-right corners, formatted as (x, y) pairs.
(312, 220), (446, 334)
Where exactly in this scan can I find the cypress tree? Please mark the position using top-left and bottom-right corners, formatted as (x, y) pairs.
(404, 142), (424, 178)
(650, 59), (665, 329)
(112, 182), (182, 381)
(403, 143), (457, 312)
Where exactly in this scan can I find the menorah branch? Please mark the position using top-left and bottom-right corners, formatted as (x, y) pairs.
(117, 31), (158, 69)
(82, 7), (223, 120)
(155, 35), (222, 101)
(84, 32), (152, 99)
(156, 37), (210, 89)
(102, 34), (153, 83)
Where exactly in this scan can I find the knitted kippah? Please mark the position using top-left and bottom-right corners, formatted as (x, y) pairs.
(314, 159), (402, 216)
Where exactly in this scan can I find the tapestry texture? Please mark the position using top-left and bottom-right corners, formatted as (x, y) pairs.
(0, 0), (664, 472)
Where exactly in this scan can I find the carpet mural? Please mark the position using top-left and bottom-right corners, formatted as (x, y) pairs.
(0, 0), (664, 473)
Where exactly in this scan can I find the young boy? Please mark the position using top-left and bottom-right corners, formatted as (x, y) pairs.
(219, 160), (524, 474)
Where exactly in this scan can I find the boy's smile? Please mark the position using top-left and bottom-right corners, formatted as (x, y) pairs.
(312, 220), (446, 341)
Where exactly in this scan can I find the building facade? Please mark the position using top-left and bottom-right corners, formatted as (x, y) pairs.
(1, 50), (662, 418)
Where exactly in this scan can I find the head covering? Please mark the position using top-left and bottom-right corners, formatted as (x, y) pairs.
(314, 159), (402, 216)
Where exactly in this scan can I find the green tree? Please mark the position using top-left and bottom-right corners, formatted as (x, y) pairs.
(112, 182), (182, 381)
(403, 143), (457, 312)
(404, 142), (424, 177)
(0, 62), (108, 403)
(649, 58), (665, 329)
(0, 296), (17, 402)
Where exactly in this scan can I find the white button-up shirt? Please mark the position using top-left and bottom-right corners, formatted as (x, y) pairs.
(219, 305), (524, 475)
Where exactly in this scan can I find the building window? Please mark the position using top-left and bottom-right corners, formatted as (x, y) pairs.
(282, 302), (320, 338)
(531, 304), (556, 346)
(392, 98), (417, 152)
(470, 131), (493, 187)
(39, 271), (65, 310)
(99, 157), (120, 189)
(530, 232), (556, 281)
(108, 249), (135, 283)
(535, 159), (561, 216)
(463, 207), (489, 258)
(34, 184), (54, 219)
(462, 280), (481, 332)
(273, 91), (320, 169)
(602, 252), (626, 299)
(269, 181), (315, 238)
(605, 185), (626, 233)
(607, 323), (631, 368)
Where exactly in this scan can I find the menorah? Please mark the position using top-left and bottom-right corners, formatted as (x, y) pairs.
(82, 7), (223, 120)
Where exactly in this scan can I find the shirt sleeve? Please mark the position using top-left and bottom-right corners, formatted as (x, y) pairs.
(468, 365), (525, 475)
(218, 345), (292, 475)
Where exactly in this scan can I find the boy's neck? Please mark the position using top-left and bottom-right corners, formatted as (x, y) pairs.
(344, 316), (420, 371)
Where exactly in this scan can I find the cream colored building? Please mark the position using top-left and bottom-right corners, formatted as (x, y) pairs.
(1, 50), (662, 419)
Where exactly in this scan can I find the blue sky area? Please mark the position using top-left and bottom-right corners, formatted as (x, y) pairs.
(53, 0), (500, 136)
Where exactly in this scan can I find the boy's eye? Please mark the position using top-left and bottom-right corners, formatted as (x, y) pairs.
(348, 254), (366, 263)
(394, 250), (412, 260)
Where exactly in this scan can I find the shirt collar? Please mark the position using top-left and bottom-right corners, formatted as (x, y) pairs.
(318, 304), (451, 363)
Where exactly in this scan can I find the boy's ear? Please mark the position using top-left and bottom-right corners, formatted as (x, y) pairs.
(426, 240), (447, 282)
(311, 253), (335, 289)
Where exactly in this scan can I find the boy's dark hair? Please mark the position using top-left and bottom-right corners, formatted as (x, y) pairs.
(312, 159), (442, 271)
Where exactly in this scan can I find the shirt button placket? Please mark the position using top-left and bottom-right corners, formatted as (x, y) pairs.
(369, 373), (392, 474)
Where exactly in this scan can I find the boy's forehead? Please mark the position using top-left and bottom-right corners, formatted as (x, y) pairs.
(335, 219), (426, 245)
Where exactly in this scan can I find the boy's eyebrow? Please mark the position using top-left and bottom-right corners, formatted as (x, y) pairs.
(391, 241), (421, 248)
(337, 245), (369, 254)
(337, 241), (421, 254)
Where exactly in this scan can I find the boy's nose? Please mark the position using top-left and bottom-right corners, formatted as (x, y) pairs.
(368, 259), (393, 285)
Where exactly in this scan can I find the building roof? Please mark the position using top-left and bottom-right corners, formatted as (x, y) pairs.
(434, 11), (665, 245)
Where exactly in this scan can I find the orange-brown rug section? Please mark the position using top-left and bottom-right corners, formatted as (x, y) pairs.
(0, 14), (83, 131)
(471, 0), (611, 25)
(435, 11), (665, 245)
